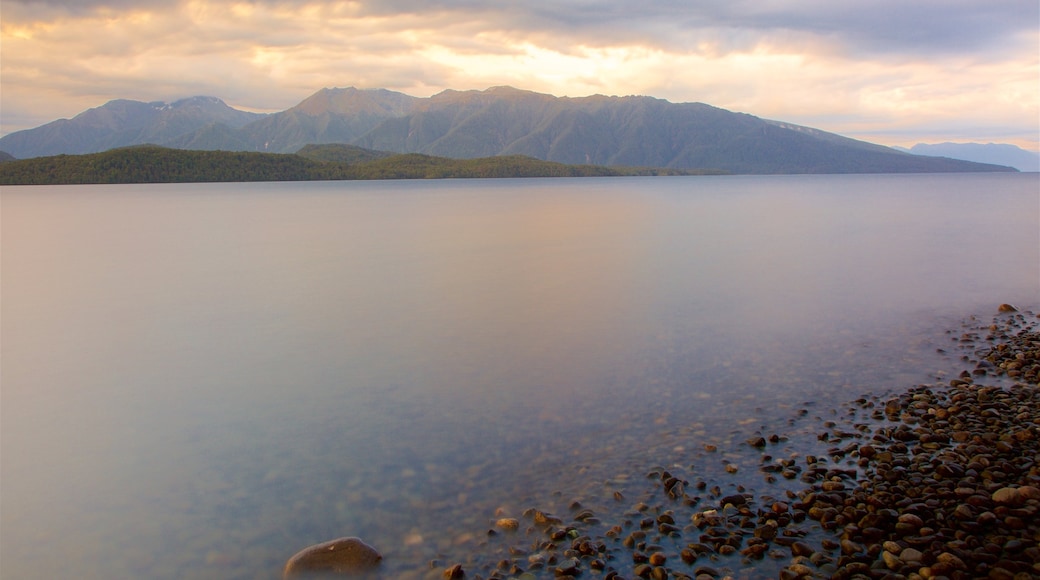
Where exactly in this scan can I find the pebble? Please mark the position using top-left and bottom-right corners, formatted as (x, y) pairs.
(992, 487), (1022, 505)
(397, 310), (1040, 580)
(282, 537), (382, 578)
(882, 550), (902, 570)
(495, 517), (520, 531)
(1018, 485), (1040, 500)
(897, 513), (924, 527)
(900, 547), (923, 564)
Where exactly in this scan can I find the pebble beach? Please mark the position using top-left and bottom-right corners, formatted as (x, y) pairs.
(364, 306), (1039, 580)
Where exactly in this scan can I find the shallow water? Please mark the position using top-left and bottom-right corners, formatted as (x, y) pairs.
(2, 173), (1037, 578)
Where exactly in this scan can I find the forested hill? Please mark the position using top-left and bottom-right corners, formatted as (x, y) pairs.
(0, 144), (702, 185)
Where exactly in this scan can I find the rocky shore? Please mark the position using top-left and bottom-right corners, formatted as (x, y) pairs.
(423, 307), (1039, 580)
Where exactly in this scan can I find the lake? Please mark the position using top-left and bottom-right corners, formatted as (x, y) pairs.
(1, 173), (1037, 579)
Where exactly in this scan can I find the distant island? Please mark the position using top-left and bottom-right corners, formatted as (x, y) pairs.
(0, 86), (1018, 175)
(0, 144), (708, 185)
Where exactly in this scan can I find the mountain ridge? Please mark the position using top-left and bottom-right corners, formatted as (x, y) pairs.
(895, 142), (1039, 172)
(0, 87), (1017, 174)
(0, 96), (265, 157)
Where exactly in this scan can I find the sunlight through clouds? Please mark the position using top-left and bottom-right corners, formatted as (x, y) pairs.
(1, 0), (1037, 150)
(415, 43), (645, 96)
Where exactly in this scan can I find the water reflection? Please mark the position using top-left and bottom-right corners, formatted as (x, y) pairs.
(2, 174), (1037, 578)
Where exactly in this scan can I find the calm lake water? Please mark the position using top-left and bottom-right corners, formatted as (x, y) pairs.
(2, 174), (1038, 579)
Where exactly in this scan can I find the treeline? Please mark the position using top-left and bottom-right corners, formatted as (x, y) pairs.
(0, 147), (322, 185)
(0, 144), (712, 185)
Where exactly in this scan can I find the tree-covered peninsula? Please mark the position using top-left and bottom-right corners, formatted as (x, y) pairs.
(0, 144), (703, 185)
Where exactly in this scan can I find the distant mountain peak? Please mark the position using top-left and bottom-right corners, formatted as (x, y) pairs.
(0, 96), (264, 157)
(291, 86), (417, 117)
(172, 95), (227, 106)
(484, 85), (536, 95)
(0, 86), (1020, 174)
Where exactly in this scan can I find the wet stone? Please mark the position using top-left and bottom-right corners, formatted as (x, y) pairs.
(881, 550), (902, 570)
(283, 537), (383, 579)
(992, 487), (1022, 505)
(403, 313), (1040, 580)
(790, 541), (814, 557)
(554, 558), (580, 576)
(495, 518), (520, 531)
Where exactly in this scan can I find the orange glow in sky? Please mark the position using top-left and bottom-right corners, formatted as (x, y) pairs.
(1, 0), (1037, 151)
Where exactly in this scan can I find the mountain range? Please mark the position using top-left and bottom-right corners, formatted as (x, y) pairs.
(1, 96), (264, 158)
(0, 86), (1017, 174)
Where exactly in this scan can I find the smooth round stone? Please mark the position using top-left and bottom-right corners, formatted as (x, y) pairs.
(898, 513), (924, 528)
(790, 541), (814, 557)
(283, 537), (382, 578)
(936, 552), (966, 569)
(555, 558), (580, 576)
(882, 550), (902, 570)
(992, 487), (1022, 505)
(900, 547), (924, 564)
(1016, 485), (1040, 500)
(953, 504), (974, 519)
(840, 539), (864, 555)
(785, 563), (813, 577)
(495, 518), (520, 531)
(977, 511), (998, 525)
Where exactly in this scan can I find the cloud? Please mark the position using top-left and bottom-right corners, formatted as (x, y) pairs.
(9, 0), (1035, 56)
(345, 0), (1039, 58)
(1, 0), (1037, 150)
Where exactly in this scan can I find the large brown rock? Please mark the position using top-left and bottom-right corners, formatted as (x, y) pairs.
(283, 537), (382, 578)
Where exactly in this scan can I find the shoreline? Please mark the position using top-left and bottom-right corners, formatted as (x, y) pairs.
(422, 306), (1038, 580)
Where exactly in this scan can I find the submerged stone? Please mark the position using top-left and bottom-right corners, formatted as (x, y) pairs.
(495, 517), (520, 531)
(283, 537), (382, 578)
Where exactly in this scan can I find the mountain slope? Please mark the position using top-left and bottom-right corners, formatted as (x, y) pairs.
(0, 86), (1018, 174)
(0, 97), (264, 158)
(354, 87), (1013, 174)
(234, 87), (420, 152)
(899, 142), (1039, 172)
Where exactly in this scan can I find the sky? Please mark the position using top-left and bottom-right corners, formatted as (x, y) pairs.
(2, 0), (1038, 151)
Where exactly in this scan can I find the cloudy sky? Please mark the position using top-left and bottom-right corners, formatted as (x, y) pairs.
(2, 0), (1038, 150)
